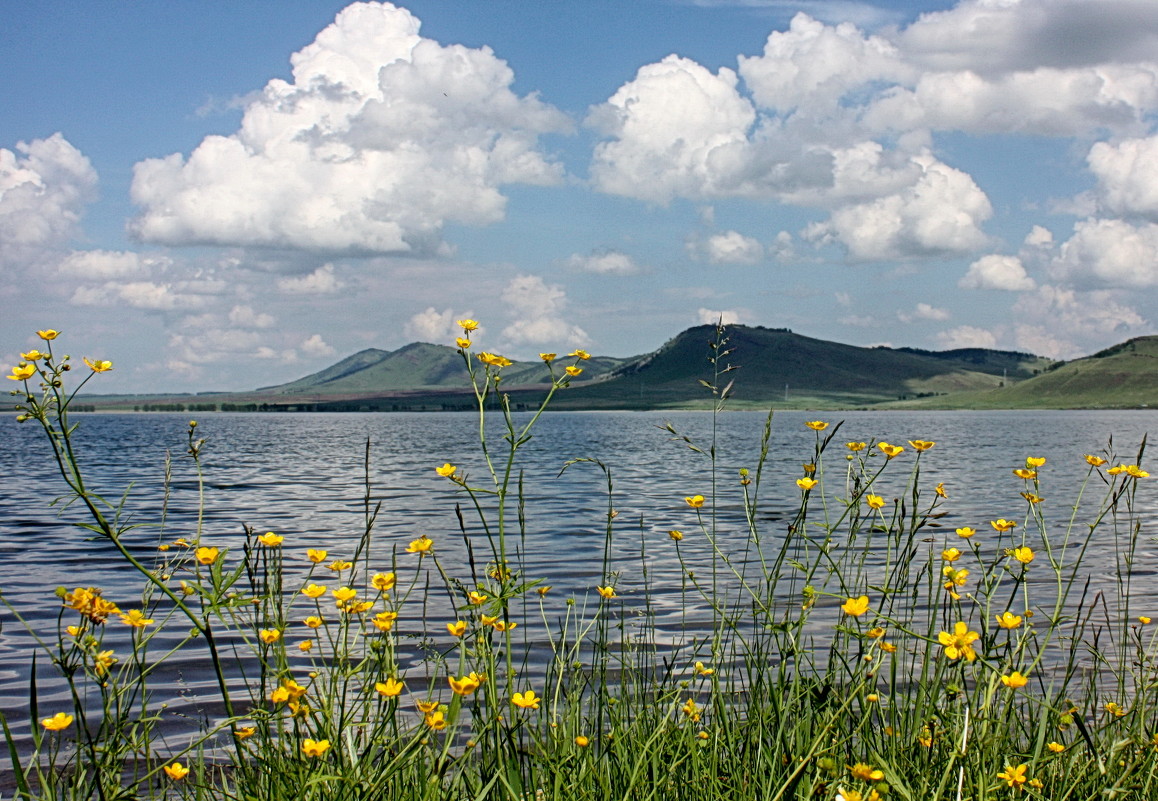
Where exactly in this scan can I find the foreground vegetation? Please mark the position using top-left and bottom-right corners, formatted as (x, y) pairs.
(3, 324), (1156, 800)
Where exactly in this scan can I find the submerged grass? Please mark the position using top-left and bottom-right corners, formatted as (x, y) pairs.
(3, 323), (1157, 800)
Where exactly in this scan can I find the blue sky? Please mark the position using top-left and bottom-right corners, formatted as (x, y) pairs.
(3, 0), (1157, 392)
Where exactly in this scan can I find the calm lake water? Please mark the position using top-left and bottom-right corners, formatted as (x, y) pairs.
(1, 409), (1155, 738)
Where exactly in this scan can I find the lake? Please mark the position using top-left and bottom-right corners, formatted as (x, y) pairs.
(1, 408), (1155, 739)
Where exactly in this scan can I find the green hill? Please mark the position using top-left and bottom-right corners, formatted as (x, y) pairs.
(887, 335), (1158, 409)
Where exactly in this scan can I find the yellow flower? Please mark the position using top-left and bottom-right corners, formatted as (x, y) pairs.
(492, 620), (517, 632)
(302, 739), (331, 757)
(376, 678), (404, 697)
(996, 611), (1023, 629)
(258, 629), (282, 644)
(846, 442), (866, 451)
(234, 726), (256, 739)
(866, 626), (886, 639)
(879, 641), (897, 653)
(1001, 671), (1029, 689)
(694, 661), (714, 676)
(942, 547), (962, 562)
(298, 640), (313, 652)
(195, 546), (219, 565)
(877, 442), (904, 459)
(849, 763), (884, 782)
(449, 673), (482, 696)
(1026, 456), (1046, 467)
(424, 710), (448, 730)
(1125, 464), (1150, 478)
(467, 590), (488, 605)
(990, 519), (1017, 533)
(435, 463), (457, 477)
(457, 319), (479, 332)
(841, 596), (870, 617)
(865, 494), (885, 510)
(512, 690), (540, 709)
(332, 586), (357, 603)
(163, 762), (190, 780)
(327, 559), (352, 572)
(908, 440), (935, 451)
(372, 611), (398, 632)
(1012, 468), (1037, 479)
(41, 712), (74, 731)
(1105, 702), (1126, 717)
(480, 614), (499, 626)
(1139, 616), (1152, 625)
(938, 621), (980, 661)
(1011, 546), (1035, 564)
(681, 697), (701, 721)
(574, 735), (590, 747)
(66, 625), (84, 638)
(416, 700), (439, 715)
(956, 526), (976, 539)
(569, 349), (591, 360)
(406, 535), (434, 554)
(455, 337), (471, 349)
(685, 494), (705, 508)
(7, 363), (36, 381)
(302, 583), (326, 599)
(805, 420), (829, 431)
(1047, 741), (1065, 753)
(997, 763), (1028, 789)
(564, 365), (584, 377)
(37, 329), (60, 340)
(540, 352), (556, 362)
(306, 549), (328, 563)
(935, 482), (948, 498)
(1020, 492), (1044, 504)
(1108, 464), (1128, 475)
(478, 352), (513, 368)
(371, 572), (396, 592)
(447, 620), (467, 637)
(537, 585), (551, 596)
(596, 585), (617, 600)
(796, 477), (818, 491)
(1084, 454), (1108, 467)
(120, 609), (154, 628)
(83, 358), (113, 373)
(257, 532), (283, 547)
(669, 529), (684, 541)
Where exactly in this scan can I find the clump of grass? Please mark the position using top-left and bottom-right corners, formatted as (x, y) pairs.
(4, 324), (1156, 800)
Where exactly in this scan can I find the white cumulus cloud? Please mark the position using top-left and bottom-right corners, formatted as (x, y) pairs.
(1049, 218), (1158, 288)
(1088, 135), (1158, 221)
(698, 308), (743, 325)
(691, 230), (765, 264)
(936, 325), (997, 349)
(960, 254), (1036, 291)
(406, 306), (472, 343)
(129, 2), (570, 255)
(277, 264), (342, 294)
(500, 274), (589, 348)
(566, 250), (643, 275)
(898, 302), (950, 322)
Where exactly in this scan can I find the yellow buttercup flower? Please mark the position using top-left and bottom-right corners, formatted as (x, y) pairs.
(536, 586), (551, 596)
(478, 352), (513, 368)
(846, 442), (866, 451)
(941, 547), (962, 562)
(327, 559), (352, 572)
(596, 585), (617, 600)
(1139, 616), (1151, 625)
(258, 629), (282, 644)
(805, 420), (828, 431)
(467, 590), (488, 605)
(457, 319), (479, 332)
(449, 673), (482, 696)
(83, 358), (113, 373)
(1011, 546), (1035, 564)
(574, 735), (590, 747)
(37, 329), (60, 341)
(997, 764), (1028, 789)
(564, 365), (584, 376)
(120, 609), (154, 628)
(41, 712), (74, 731)
(1047, 741), (1065, 753)
(163, 762), (190, 780)
(372, 611), (398, 632)
(1105, 702), (1126, 717)
(841, 595), (870, 617)
(990, 519), (1017, 532)
(694, 661), (714, 676)
(376, 678), (404, 697)
(569, 349), (591, 360)
(1107, 464), (1128, 475)
(935, 482), (948, 498)
(681, 698), (701, 722)
(455, 337), (471, 349)
(298, 640), (314, 652)
(512, 690), (540, 709)
(1125, 464), (1150, 478)
(877, 442), (904, 459)
(685, 494), (705, 508)
(669, 530), (684, 541)
(849, 763), (884, 782)
(234, 726), (256, 739)
(306, 549), (327, 563)
(480, 614), (499, 626)
(1026, 456), (1046, 467)
(956, 526), (976, 539)
(302, 583), (326, 599)
(996, 611), (1023, 629)
(1021, 491), (1044, 504)
(938, 621), (980, 661)
(304, 616), (323, 628)
(1001, 671), (1029, 689)
(1084, 454), (1107, 467)
(865, 627), (886, 639)
(257, 532), (283, 547)
(1012, 468), (1037, 479)
(796, 477), (818, 491)
(302, 738), (331, 757)
(447, 620), (467, 637)
(332, 587), (357, 603)
(908, 439), (935, 451)
(406, 535), (434, 554)
(540, 352), (556, 362)
(865, 494), (885, 510)
(492, 620), (517, 632)
(424, 710), (448, 730)
(435, 463), (457, 477)
(7, 363), (36, 381)
(195, 546), (219, 565)
(372, 572), (396, 592)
